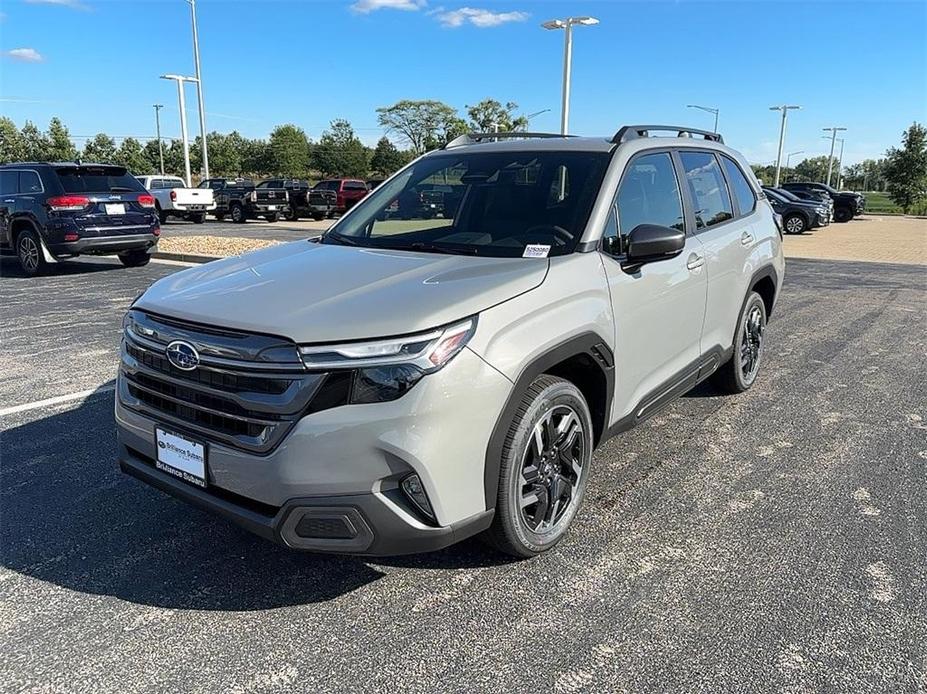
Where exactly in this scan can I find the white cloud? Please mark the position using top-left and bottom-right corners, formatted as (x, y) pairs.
(26, 0), (89, 8)
(350, 0), (426, 14)
(5, 48), (44, 63)
(436, 7), (528, 27)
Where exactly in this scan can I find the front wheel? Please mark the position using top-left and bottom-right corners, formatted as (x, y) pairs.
(17, 229), (48, 276)
(119, 249), (151, 267)
(230, 204), (246, 224)
(713, 291), (767, 393)
(484, 375), (593, 558)
(784, 213), (807, 234)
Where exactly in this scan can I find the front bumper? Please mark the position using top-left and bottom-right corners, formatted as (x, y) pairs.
(115, 346), (513, 555)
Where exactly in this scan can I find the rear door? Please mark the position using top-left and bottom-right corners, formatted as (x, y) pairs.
(52, 165), (154, 236)
(678, 150), (757, 353)
(599, 150), (708, 420)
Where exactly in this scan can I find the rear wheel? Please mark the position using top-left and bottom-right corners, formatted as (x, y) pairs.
(784, 213), (807, 234)
(484, 375), (593, 558)
(230, 203), (246, 224)
(119, 249), (151, 267)
(16, 229), (47, 276)
(214, 213), (225, 222)
(156, 203), (168, 225)
(283, 207), (299, 221)
(713, 291), (767, 393)
(265, 213), (280, 223)
(190, 212), (206, 224)
(312, 212), (325, 221)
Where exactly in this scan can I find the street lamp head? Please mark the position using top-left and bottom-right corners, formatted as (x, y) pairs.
(573, 16), (599, 25)
(542, 16), (599, 29)
(542, 19), (566, 29)
(160, 74), (198, 82)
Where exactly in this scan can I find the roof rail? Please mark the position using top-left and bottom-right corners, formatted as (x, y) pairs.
(444, 131), (573, 149)
(612, 125), (724, 145)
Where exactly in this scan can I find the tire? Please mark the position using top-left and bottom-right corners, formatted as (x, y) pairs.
(119, 250), (151, 267)
(191, 212), (206, 224)
(312, 213), (325, 222)
(713, 291), (767, 394)
(156, 203), (168, 225)
(265, 213), (280, 223)
(214, 213), (225, 222)
(834, 206), (853, 223)
(283, 207), (300, 222)
(783, 213), (807, 234)
(230, 203), (246, 224)
(484, 375), (594, 558)
(16, 229), (48, 276)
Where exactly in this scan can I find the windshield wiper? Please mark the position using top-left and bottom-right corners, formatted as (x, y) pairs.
(323, 231), (363, 247)
(378, 241), (478, 256)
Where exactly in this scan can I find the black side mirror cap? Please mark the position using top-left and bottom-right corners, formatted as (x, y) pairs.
(625, 224), (686, 266)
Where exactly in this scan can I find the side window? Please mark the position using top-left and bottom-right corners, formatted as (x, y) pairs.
(19, 171), (42, 193)
(616, 152), (685, 235)
(679, 151), (733, 229)
(721, 156), (756, 215)
(0, 171), (19, 195)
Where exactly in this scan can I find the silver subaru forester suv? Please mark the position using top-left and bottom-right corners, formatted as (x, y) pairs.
(117, 125), (784, 558)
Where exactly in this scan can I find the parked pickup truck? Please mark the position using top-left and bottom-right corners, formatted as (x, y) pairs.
(198, 178), (289, 223)
(781, 182), (865, 223)
(312, 178), (368, 214)
(136, 175), (214, 225)
(257, 179), (337, 221)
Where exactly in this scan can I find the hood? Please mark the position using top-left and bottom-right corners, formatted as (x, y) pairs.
(136, 240), (548, 343)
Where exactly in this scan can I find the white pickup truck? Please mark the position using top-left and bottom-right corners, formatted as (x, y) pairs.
(136, 175), (216, 224)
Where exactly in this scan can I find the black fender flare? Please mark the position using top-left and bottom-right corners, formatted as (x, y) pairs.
(482, 331), (614, 509)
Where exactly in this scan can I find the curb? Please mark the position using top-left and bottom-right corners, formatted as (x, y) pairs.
(152, 251), (220, 264)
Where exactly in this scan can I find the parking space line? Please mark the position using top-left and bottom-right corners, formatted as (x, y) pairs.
(0, 386), (116, 417)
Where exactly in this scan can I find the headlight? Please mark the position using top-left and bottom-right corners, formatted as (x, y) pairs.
(299, 318), (476, 372)
(298, 318), (477, 404)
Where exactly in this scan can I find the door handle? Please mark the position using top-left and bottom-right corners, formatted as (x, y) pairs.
(3, 199), (14, 204)
(741, 231), (754, 245)
(686, 253), (705, 271)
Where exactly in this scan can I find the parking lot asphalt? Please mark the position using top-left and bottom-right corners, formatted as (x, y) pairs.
(2, 256), (925, 693)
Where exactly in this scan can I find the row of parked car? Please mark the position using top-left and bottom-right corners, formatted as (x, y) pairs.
(763, 181), (865, 233)
(137, 174), (375, 225)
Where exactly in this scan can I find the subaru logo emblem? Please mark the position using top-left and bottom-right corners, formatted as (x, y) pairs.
(165, 340), (200, 371)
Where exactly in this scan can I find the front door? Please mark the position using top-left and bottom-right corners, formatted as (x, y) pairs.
(599, 151), (708, 422)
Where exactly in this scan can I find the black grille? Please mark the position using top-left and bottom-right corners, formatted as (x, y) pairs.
(127, 383), (266, 439)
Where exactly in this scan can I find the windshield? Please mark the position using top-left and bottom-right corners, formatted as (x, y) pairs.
(57, 166), (146, 194)
(325, 150), (610, 257)
(776, 188), (803, 202)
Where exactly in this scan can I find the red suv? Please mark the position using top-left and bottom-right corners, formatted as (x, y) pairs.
(313, 179), (368, 213)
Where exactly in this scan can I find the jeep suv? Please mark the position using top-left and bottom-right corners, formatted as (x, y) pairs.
(1, 162), (160, 275)
(116, 126), (784, 558)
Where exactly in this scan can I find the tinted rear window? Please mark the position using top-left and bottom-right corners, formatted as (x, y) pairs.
(56, 167), (145, 194)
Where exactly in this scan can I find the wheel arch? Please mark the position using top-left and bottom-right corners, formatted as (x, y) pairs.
(482, 332), (614, 509)
(749, 264), (778, 320)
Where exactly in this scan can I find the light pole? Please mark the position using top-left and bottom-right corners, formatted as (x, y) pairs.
(541, 16), (599, 136)
(836, 137), (846, 188)
(153, 104), (165, 175)
(186, 0), (209, 179)
(769, 105), (801, 187)
(160, 74), (198, 187)
(521, 108), (551, 130)
(822, 126), (847, 186)
(686, 104), (720, 133)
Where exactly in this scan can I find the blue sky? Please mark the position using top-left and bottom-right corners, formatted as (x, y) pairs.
(1, 0), (925, 165)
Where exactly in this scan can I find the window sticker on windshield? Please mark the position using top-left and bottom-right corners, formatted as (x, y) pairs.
(523, 244), (551, 258)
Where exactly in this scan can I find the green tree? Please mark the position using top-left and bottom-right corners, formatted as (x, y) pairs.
(198, 131), (246, 177)
(21, 121), (52, 161)
(793, 155), (839, 183)
(0, 117), (27, 163)
(47, 117), (78, 161)
(466, 98), (529, 133)
(376, 99), (462, 155)
(82, 133), (117, 163)
(143, 139), (166, 174)
(750, 164), (777, 186)
(241, 138), (272, 177)
(369, 136), (407, 175)
(268, 124), (311, 177)
(884, 122), (927, 213)
(312, 119), (369, 177)
(114, 137), (149, 174)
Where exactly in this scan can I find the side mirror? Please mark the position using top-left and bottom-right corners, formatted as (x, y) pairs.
(626, 224), (686, 266)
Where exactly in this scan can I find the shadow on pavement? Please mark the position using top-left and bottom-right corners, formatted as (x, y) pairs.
(1, 383), (506, 610)
(0, 256), (128, 278)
